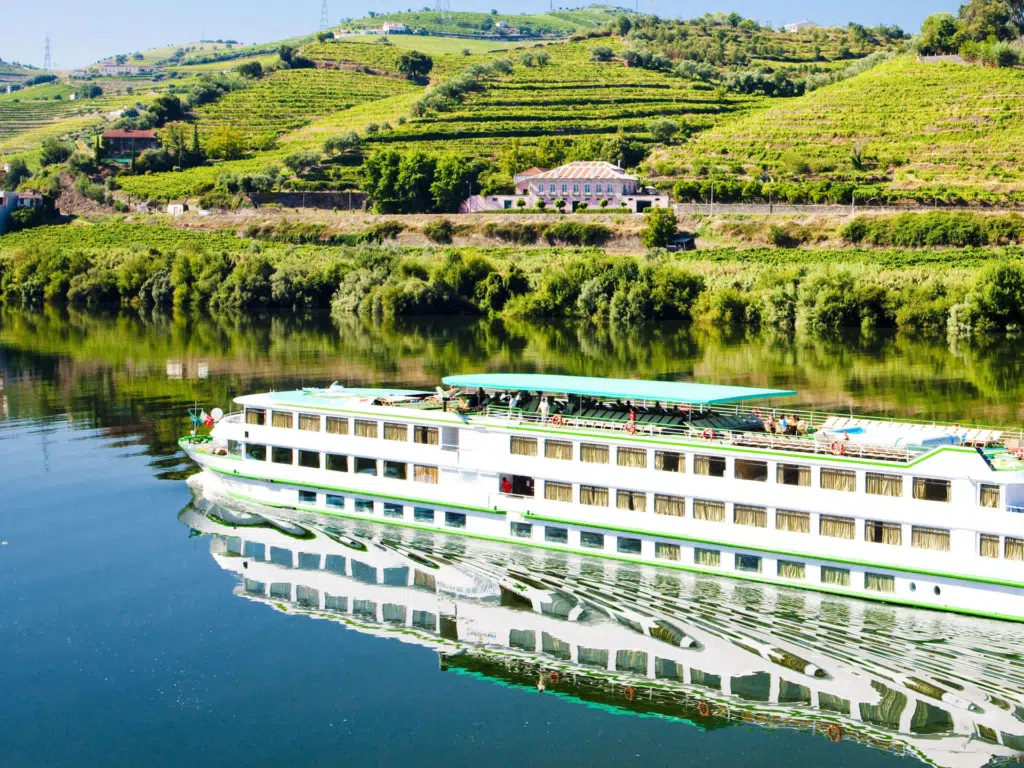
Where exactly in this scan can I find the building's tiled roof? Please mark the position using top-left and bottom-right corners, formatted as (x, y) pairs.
(534, 161), (636, 181)
(101, 129), (158, 140)
(514, 167), (546, 178)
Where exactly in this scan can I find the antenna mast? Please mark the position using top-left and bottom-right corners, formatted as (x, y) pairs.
(44, 35), (52, 71)
(435, 0), (451, 24)
(319, 0), (330, 30)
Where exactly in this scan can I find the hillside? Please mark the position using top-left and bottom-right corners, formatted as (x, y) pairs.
(651, 56), (1024, 204)
(347, 7), (620, 37)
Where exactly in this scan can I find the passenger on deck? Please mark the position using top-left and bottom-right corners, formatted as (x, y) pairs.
(627, 401), (637, 422)
(509, 392), (521, 409)
(764, 415), (776, 434)
(796, 418), (808, 436)
(539, 397), (550, 423)
(779, 415), (789, 434)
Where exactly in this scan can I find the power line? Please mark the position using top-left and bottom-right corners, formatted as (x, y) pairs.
(319, 0), (330, 31)
(44, 35), (52, 71)
(435, 0), (451, 24)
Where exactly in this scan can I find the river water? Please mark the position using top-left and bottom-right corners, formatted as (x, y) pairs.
(2, 308), (1023, 767)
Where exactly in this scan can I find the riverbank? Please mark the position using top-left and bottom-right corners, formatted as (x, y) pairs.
(2, 219), (1023, 338)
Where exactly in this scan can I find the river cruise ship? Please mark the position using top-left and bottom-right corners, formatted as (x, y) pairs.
(180, 373), (1024, 622)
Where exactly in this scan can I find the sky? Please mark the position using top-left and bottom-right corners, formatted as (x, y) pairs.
(3, 0), (961, 70)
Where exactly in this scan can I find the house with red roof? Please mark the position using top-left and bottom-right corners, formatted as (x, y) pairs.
(462, 161), (670, 213)
(101, 128), (159, 157)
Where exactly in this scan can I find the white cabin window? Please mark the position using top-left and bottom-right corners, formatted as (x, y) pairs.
(298, 450), (320, 469)
(865, 520), (902, 546)
(326, 416), (349, 435)
(510, 522), (532, 538)
(821, 566), (850, 586)
(735, 554), (762, 573)
(913, 477), (950, 503)
(616, 490), (647, 512)
(414, 465), (438, 484)
(354, 457), (378, 475)
(384, 423), (408, 441)
(980, 533), (1000, 558)
(734, 504), (767, 527)
(777, 560), (805, 579)
(271, 447), (293, 464)
(544, 481), (572, 502)
(866, 472), (902, 497)
(776, 509), (809, 533)
(298, 413), (321, 431)
(245, 443), (267, 461)
(735, 459), (768, 482)
(1006, 537), (1024, 561)
(510, 436), (538, 456)
(414, 507), (435, 523)
(980, 484), (1000, 508)
(580, 531), (604, 549)
(271, 411), (293, 429)
(695, 548), (720, 566)
(865, 573), (895, 593)
(544, 526), (568, 543)
(694, 455), (725, 477)
(544, 440), (573, 460)
(617, 446), (646, 468)
(580, 443), (609, 464)
(655, 451), (684, 472)
(655, 542), (680, 561)
(777, 463), (810, 487)
(821, 467), (855, 492)
(414, 426), (439, 445)
(580, 485), (609, 506)
(354, 419), (378, 438)
(445, 512), (467, 529)
(245, 408), (266, 426)
(326, 454), (348, 472)
(655, 494), (685, 517)
(693, 499), (725, 522)
(912, 526), (950, 551)
(383, 460), (407, 480)
(820, 514), (855, 539)
(617, 537), (641, 554)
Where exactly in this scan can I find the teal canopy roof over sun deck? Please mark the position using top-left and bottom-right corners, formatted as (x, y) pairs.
(442, 374), (796, 406)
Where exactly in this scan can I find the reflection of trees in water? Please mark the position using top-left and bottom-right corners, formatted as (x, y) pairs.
(3, 307), (1024, 478)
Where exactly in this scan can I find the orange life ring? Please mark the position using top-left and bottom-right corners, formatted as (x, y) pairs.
(827, 724), (842, 743)
(831, 440), (845, 457)
(551, 415), (564, 427)
(702, 428), (714, 442)
(697, 700), (710, 717)
(623, 421), (637, 435)
(549, 671), (560, 684)
(501, 479), (512, 494)
(624, 686), (636, 701)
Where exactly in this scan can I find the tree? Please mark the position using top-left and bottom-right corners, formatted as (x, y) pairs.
(430, 153), (475, 212)
(150, 94), (184, 127)
(958, 0), (1016, 41)
(40, 138), (74, 167)
(206, 125), (246, 160)
(278, 44), (313, 69)
(648, 118), (680, 143)
(641, 206), (677, 248)
(237, 60), (263, 79)
(1, 157), (30, 190)
(613, 14), (632, 36)
(283, 149), (320, 175)
(590, 45), (614, 62)
(323, 131), (361, 155)
(160, 121), (190, 158)
(75, 84), (102, 99)
(317, 31), (333, 43)
(398, 51), (433, 79)
(534, 51), (550, 66)
(115, 54), (128, 65)
(918, 13), (960, 54)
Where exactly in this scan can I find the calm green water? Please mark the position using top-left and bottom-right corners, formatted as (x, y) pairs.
(2, 308), (1023, 767)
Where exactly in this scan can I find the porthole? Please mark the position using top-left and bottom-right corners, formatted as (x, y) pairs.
(909, 582), (916, 592)
(934, 586), (941, 596)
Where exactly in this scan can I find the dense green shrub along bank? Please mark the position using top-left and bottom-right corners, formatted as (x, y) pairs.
(2, 225), (1023, 338)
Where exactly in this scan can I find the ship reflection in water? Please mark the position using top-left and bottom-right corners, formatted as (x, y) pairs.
(181, 478), (1024, 768)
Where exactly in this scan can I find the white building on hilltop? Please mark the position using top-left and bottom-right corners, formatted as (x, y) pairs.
(784, 20), (817, 33)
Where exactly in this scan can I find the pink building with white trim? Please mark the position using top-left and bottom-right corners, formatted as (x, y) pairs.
(461, 161), (670, 213)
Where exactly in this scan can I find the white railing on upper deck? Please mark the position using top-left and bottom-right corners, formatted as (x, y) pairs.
(221, 411), (244, 425)
(1008, 505), (1024, 515)
(479, 405), (925, 464)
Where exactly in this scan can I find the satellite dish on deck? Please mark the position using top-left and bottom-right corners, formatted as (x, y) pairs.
(211, 407), (224, 422)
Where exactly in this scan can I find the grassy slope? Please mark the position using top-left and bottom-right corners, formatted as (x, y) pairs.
(653, 56), (1024, 197)
(347, 7), (617, 35)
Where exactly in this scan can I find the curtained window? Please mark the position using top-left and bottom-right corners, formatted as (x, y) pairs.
(866, 520), (902, 546)
(695, 548), (720, 566)
(821, 467), (856, 492)
(354, 419), (378, 438)
(511, 436), (538, 456)
(326, 454), (347, 472)
(617, 490), (647, 512)
(912, 526), (950, 552)
(735, 459), (768, 482)
(580, 531), (605, 549)
(820, 514), (855, 539)
(544, 440), (573, 460)
(734, 504), (767, 528)
(414, 465), (438, 484)
(298, 413), (321, 432)
(271, 446), (293, 464)
(1006, 537), (1024, 561)
(656, 542), (681, 561)
(778, 560), (805, 579)
(821, 566), (851, 586)
(655, 451), (685, 472)
(980, 534), (1000, 558)
(271, 411), (293, 429)
(384, 423), (408, 441)
(617, 447), (647, 469)
(980, 484), (1000, 508)
(326, 416), (348, 435)
(245, 408), (265, 426)
(580, 486), (609, 506)
(694, 454), (726, 477)
(544, 481), (573, 502)
(776, 509), (810, 533)
(655, 494), (685, 517)
(866, 472), (902, 497)
(414, 425), (439, 445)
(581, 443), (609, 464)
(694, 499), (725, 522)
(777, 463), (811, 487)
(865, 573), (895, 593)
(914, 477), (950, 503)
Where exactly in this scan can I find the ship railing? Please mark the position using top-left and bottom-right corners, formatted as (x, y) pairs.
(481, 406), (923, 463)
(1007, 505), (1024, 515)
(221, 411), (244, 424)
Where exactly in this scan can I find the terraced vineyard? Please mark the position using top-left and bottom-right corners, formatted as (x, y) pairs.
(194, 68), (423, 143)
(0, 96), (140, 152)
(370, 40), (762, 157)
(347, 7), (615, 35)
(303, 40), (496, 80)
(651, 56), (1024, 201)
